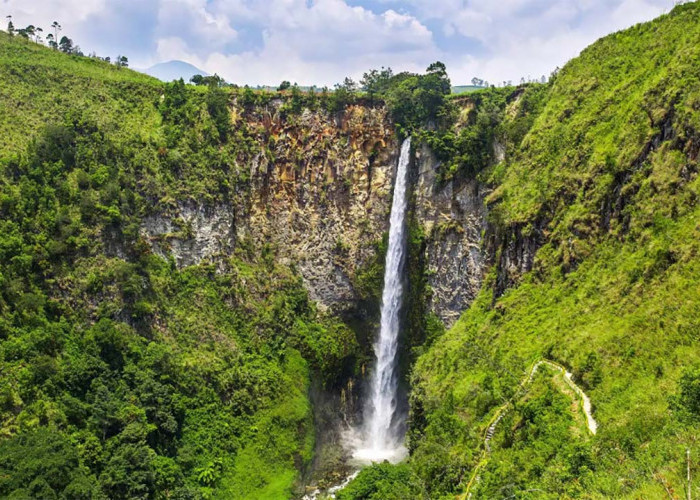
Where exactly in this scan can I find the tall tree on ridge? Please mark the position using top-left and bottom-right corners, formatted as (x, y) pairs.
(51, 21), (61, 49)
(58, 35), (73, 53)
(115, 55), (128, 68)
(17, 25), (35, 39)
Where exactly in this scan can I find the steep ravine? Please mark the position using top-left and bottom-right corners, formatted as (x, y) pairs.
(2, 4), (698, 498)
(138, 98), (513, 328)
(136, 98), (506, 492)
(137, 97), (511, 347)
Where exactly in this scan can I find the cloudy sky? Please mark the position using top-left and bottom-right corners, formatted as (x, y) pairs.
(1, 0), (680, 85)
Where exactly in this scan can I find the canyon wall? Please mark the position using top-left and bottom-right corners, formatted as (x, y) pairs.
(141, 100), (398, 313)
(413, 142), (488, 328)
(137, 99), (525, 330)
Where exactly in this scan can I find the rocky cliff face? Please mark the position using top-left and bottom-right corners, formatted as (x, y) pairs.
(138, 98), (540, 331)
(238, 103), (398, 311)
(141, 203), (235, 268)
(413, 142), (488, 328)
(141, 101), (398, 313)
(137, 99), (510, 328)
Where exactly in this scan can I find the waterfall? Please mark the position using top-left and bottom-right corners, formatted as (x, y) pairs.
(354, 137), (411, 463)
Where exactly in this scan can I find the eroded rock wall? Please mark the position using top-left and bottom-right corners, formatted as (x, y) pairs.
(141, 203), (235, 268)
(413, 142), (488, 328)
(238, 103), (397, 311)
(138, 98), (505, 326)
(141, 101), (398, 313)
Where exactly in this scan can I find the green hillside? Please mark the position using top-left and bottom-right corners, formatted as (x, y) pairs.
(0, 31), (159, 160)
(345, 3), (700, 499)
(0, 33), (359, 499)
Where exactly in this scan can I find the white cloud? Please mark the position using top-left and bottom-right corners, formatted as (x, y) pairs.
(156, 0), (237, 53)
(157, 0), (437, 85)
(1, 0), (680, 85)
(156, 35), (197, 62)
(402, 0), (676, 84)
(1, 0), (105, 43)
(2, 0), (105, 24)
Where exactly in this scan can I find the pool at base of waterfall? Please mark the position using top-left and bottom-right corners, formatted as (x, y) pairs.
(351, 445), (408, 465)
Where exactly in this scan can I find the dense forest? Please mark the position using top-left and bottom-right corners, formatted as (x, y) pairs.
(0, 2), (699, 499)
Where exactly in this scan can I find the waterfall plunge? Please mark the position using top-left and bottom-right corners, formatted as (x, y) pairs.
(353, 137), (411, 464)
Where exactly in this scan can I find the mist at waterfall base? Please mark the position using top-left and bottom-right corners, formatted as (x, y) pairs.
(348, 137), (411, 465)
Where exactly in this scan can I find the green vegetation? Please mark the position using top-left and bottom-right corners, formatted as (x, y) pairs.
(0, 31), (364, 499)
(359, 62), (452, 136)
(357, 61), (547, 184)
(336, 462), (422, 500)
(0, 31), (158, 162)
(344, 2), (700, 499)
(418, 84), (548, 184)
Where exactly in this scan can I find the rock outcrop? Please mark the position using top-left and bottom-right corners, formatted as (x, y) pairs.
(141, 203), (235, 268)
(413, 143), (488, 328)
(141, 101), (398, 312)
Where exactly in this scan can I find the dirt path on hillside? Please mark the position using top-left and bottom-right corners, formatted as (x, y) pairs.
(462, 359), (598, 499)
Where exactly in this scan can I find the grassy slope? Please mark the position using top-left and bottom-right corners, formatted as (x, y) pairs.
(0, 32), (241, 206)
(0, 32), (160, 160)
(0, 33), (340, 499)
(410, 3), (700, 499)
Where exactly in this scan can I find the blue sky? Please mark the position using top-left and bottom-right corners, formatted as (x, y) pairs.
(2, 0), (680, 85)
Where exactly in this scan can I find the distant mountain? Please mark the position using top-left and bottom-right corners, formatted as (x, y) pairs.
(144, 60), (208, 82)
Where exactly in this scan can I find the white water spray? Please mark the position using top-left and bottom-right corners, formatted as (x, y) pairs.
(354, 137), (411, 463)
